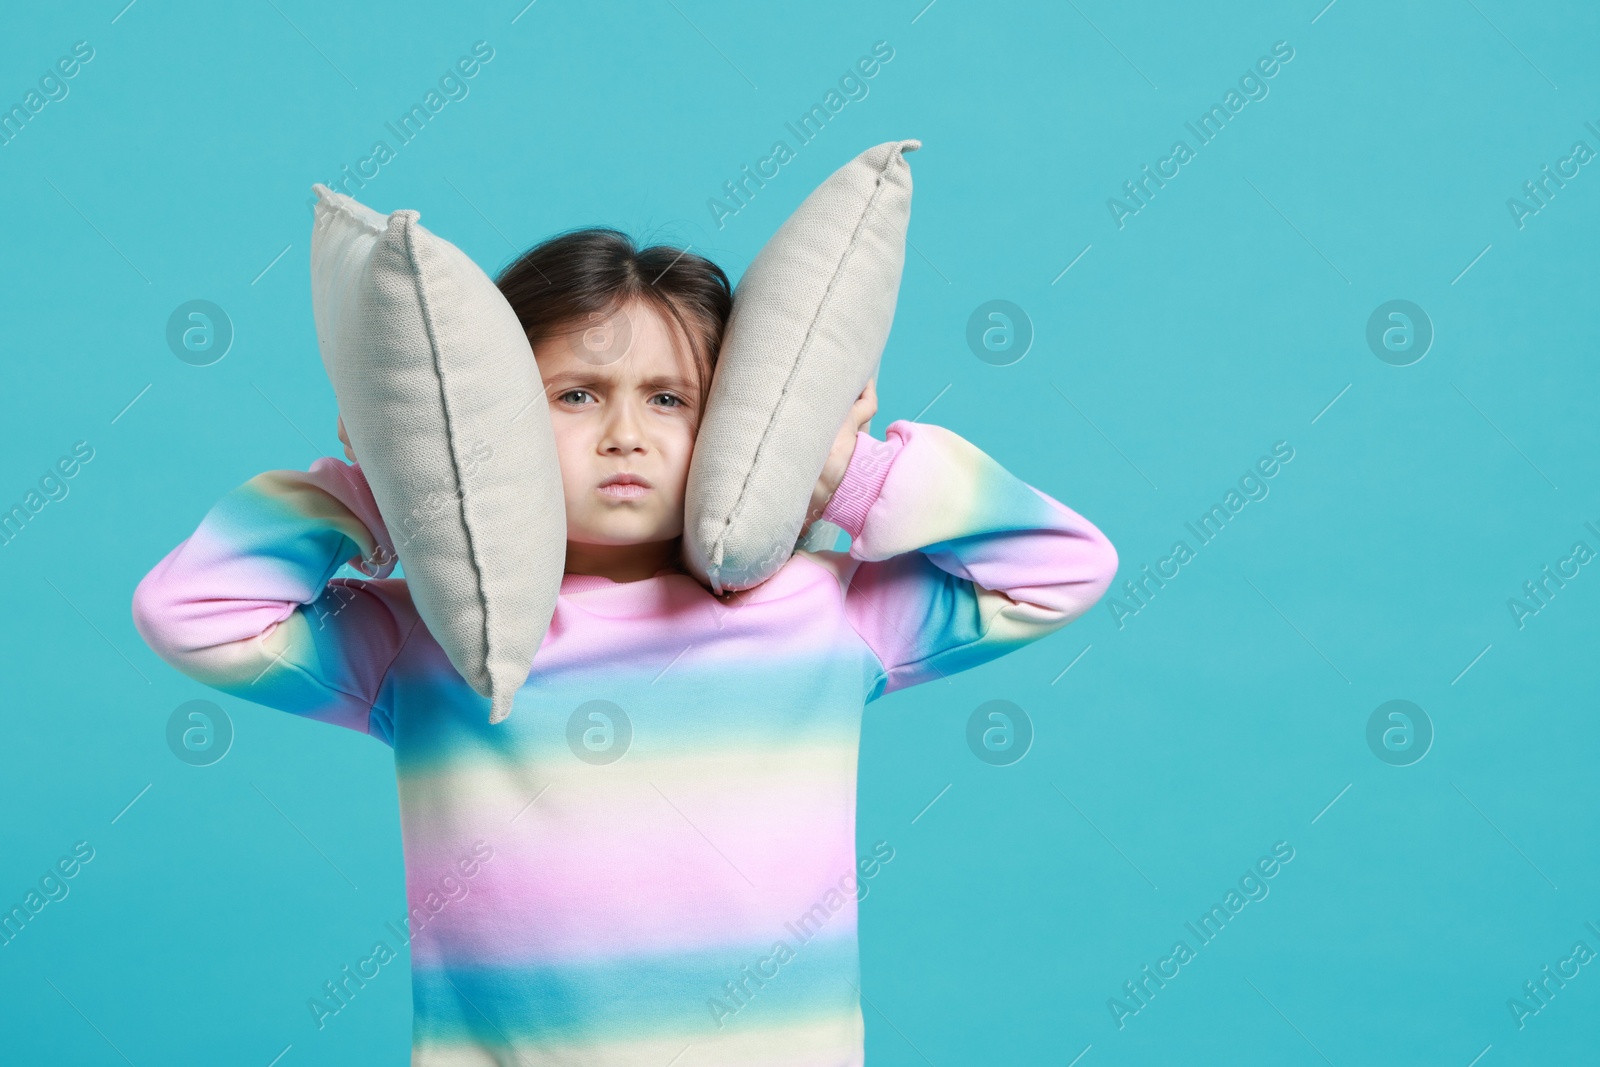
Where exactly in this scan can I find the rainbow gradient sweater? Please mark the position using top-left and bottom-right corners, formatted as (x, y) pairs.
(131, 418), (1118, 1065)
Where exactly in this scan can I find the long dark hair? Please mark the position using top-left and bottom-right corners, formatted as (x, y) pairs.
(494, 228), (733, 420)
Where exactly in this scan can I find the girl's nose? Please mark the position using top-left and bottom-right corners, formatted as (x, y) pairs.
(601, 400), (647, 453)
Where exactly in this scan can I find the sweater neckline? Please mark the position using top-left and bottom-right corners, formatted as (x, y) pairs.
(554, 565), (731, 621)
(559, 567), (686, 593)
(554, 559), (819, 619)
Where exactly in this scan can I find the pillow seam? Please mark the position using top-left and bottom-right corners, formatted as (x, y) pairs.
(398, 217), (499, 698)
(313, 187), (386, 236)
(709, 145), (906, 587)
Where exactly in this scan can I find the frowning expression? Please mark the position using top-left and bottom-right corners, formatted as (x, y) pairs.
(532, 299), (703, 549)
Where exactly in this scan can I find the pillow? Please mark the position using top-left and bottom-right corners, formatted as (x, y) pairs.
(683, 139), (919, 594)
(309, 184), (565, 725)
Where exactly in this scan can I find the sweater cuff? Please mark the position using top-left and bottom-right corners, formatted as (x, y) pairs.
(820, 430), (897, 539)
(314, 458), (399, 579)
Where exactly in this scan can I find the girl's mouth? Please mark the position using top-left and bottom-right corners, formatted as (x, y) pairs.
(597, 472), (652, 500)
(597, 483), (650, 500)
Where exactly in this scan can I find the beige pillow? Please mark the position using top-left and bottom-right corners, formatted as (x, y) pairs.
(310, 184), (565, 724)
(683, 139), (919, 593)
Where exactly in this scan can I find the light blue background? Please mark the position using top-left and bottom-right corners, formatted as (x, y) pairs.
(2, 1), (1597, 1063)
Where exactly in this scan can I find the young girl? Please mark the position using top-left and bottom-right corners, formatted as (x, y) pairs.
(131, 228), (1119, 1065)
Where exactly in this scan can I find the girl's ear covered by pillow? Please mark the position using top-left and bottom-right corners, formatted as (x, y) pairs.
(310, 184), (566, 725)
(685, 139), (920, 595)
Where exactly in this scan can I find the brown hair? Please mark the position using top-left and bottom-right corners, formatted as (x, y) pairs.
(494, 228), (733, 420)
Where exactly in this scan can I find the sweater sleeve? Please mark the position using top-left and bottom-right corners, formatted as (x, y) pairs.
(129, 457), (422, 745)
(818, 418), (1118, 699)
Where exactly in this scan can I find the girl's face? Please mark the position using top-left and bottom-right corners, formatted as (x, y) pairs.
(532, 299), (703, 562)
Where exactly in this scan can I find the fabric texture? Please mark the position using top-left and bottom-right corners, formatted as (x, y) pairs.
(130, 418), (1118, 1065)
(310, 183), (566, 724)
(684, 139), (919, 595)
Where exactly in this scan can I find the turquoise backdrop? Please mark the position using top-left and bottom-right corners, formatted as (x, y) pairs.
(1, 1), (1596, 1063)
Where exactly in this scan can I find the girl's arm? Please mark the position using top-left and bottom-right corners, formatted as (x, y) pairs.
(130, 458), (422, 745)
(817, 419), (1118, 698)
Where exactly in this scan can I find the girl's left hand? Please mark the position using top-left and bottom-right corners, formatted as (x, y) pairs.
(805, 376), (878, 526)
(337, 415), (358, 464)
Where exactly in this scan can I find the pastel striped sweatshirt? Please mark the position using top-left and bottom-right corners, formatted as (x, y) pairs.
(130, 418), (1118, 1065)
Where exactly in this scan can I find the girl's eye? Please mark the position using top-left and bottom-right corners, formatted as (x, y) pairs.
(555, 389), (685, 409)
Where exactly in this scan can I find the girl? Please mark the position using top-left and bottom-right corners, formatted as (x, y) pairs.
(131, 228), (1119, 1065)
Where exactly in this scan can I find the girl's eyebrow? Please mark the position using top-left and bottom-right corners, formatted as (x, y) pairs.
(643, 374), (699, 395)
(545, 371), (698, 395)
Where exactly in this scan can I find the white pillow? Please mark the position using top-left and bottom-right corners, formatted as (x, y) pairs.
(309, 184), (565, 725)
(683, 139), (919, 593)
